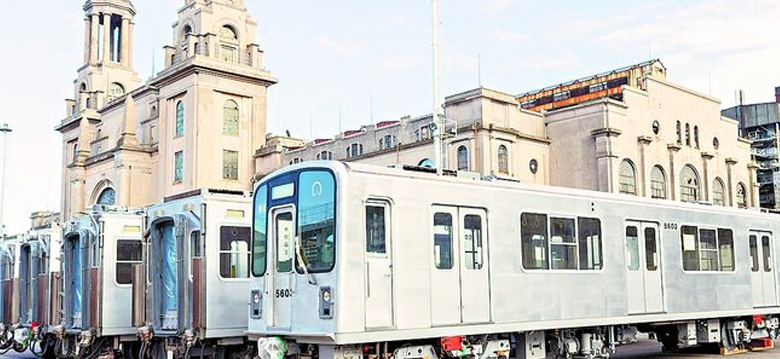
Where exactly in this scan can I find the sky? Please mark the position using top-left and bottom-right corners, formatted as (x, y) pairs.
(0, 0), (779, 234)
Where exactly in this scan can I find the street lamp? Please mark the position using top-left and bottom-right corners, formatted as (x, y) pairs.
(0, 123), (11, 237)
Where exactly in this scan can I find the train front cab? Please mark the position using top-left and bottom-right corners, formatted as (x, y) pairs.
(54, 207), (145, 359)
(136, 190), (252, 359)
(249, 166), (340, 357)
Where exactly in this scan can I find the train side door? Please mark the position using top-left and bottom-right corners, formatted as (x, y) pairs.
(625, 221), (664, 314)
(459, 208), (490, 324)
(431, 206), (491, 326)
(750, 231), (778, 308)
(364, 201), (394, 329)
(269, 207), (295, 329)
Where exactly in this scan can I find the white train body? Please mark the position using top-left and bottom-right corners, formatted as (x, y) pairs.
(247, 162), (780, 359)
(136, 189), (252, 357)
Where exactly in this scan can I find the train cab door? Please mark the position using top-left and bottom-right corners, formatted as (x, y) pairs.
(269, 206), (295, 330)
(625, 221), (664, 314)
(431, 206), (491, 326)
(750, 231), (778, 308)
(364, 201), (394, 329)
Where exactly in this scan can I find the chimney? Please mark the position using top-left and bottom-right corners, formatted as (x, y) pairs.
(775, 86), (780, 103)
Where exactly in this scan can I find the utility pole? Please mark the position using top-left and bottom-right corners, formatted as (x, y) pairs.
(432, 0), (445, 175)
(0, 123), (11, 237)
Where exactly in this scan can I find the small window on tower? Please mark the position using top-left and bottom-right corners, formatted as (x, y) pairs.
(220, 25), (238, 41)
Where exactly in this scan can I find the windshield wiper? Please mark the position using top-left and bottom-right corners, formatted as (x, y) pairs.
(295, 236), (317, 285)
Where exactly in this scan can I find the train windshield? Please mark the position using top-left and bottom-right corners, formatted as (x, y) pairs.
(252, 169), (336, 277)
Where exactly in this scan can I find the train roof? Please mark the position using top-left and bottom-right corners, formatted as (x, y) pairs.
(261, 161), (776, 221)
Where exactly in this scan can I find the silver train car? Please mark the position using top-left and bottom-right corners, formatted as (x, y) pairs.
(13, 223), (63, 355)
(135, 189), (252, 359)
(247, 162), (780, 359)
(53, 206), (145, 359)
(0, 234), (24, 353)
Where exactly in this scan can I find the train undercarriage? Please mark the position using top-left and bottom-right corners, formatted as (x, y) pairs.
(256, 315), (780, 359)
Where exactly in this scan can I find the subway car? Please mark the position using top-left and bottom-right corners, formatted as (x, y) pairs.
(247, 161), (780, 359)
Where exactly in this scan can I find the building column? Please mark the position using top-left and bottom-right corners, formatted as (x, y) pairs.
(701, 152), (714, 202)
(748, 163), (759, 208)
(120, 17), (130, 66)
(83, 17), (91, 64)
(102, 13), (112, 64)
(128, 21), (135, 67)
(592, 128), (622, 193)
(667, 144), (682, 201)
(637, 136), (653, 197)
(90, 14), (99, 65)
(726, 157), (738, 207)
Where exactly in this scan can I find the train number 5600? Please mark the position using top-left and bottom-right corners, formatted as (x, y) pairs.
(275, 289), (293, 298)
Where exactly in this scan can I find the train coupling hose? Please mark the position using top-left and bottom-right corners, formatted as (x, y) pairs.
(137, 326), (154, 344)
(52, 325), (67, 340)
(78, 330), (95, 349)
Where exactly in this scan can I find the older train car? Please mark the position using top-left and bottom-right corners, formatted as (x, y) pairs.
(135, 189), (252, 359)
(52, 206), (145, 359)
(0, 234), (24, 353)
(247, 161), (780, 359)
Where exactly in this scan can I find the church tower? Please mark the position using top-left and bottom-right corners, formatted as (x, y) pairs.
(74, 0), (142, 112)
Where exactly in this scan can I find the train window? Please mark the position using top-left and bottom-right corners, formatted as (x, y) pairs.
(762, 236), (772, 272)
(699, 229), (719, 271)
(645, 227), (658, 271)
(681, 226), (699, 271)
(297, 171), (337, 273)
(116, 240), (143, 285)
(252, 185), (268, 277)
(578, 218), (602, 270)
(434, 213), (454, 270)
(625, 226), (640, 271)
(550, 217), (577, 270)
(521, 213), (548, 270)
(463, 215), (484, 270)
(276, 212), (294, 273)
(750, 235), (760, 272)
(718, 229), (734, 272)
(190, 231), (201, 280)
(219, 226), (251, 279)
(366, 205), (387, 254)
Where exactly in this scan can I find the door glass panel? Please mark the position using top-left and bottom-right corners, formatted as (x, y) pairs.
(219, 226), (251, 278)
(645, 227), (658, 271)
(625, 226), (640, 271)
(578, 218), (602, 270)
(366, 206), (386, 254)
(276, 212), (294, 273)
(699, 229), (718, 271)
(718, 229), (735, 272)
(681, 226), (699, 271)
(550, 217), (576, 270)
(463, 215), (483, 270)
(750, 235), (759, 272)
(433, 213), (453, 269)
(763, 236), (772, 272)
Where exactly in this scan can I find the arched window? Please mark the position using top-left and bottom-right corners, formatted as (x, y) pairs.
(676, 121), (682, 144)
(457, 146), (469, 171)
(220, 25), (238, 41)
(96, 188), (116, 206)
(736, 183), (748, 208)
(650, 165), (667, 199)
(380, 135), (396, 150)
(223, 99), (239, 136)
(347, 144), (363, 158)
(694, 126), (700, 149)
(618, 160), (637, 196)
(497, 145), (509, 174)
(685, 123), (691, 146)
(712, 178), (725, 206)
(419, 158), (434, 168)
(680, 165), (701, 203)
(175, 101), (185, 137)
(316, 151), (333, 161)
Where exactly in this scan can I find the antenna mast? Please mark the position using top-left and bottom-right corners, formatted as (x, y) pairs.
(0, 124), (11, 237)
(432, 0), (444, 175)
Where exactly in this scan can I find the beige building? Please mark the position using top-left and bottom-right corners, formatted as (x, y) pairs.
(257, 88), (551, 185)
(56, 0), (276, 220)
(261, 60), (757, 208)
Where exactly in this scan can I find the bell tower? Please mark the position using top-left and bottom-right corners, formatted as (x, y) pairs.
(75, 0), (141, 111)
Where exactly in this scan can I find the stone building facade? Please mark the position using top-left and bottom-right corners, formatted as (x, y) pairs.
(260, 60), (757, 208)
(56, 0), (276, 221)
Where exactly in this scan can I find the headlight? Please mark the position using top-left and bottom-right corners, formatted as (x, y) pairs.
(322, 289), (332, 303)
(253, 293), (261, 304)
